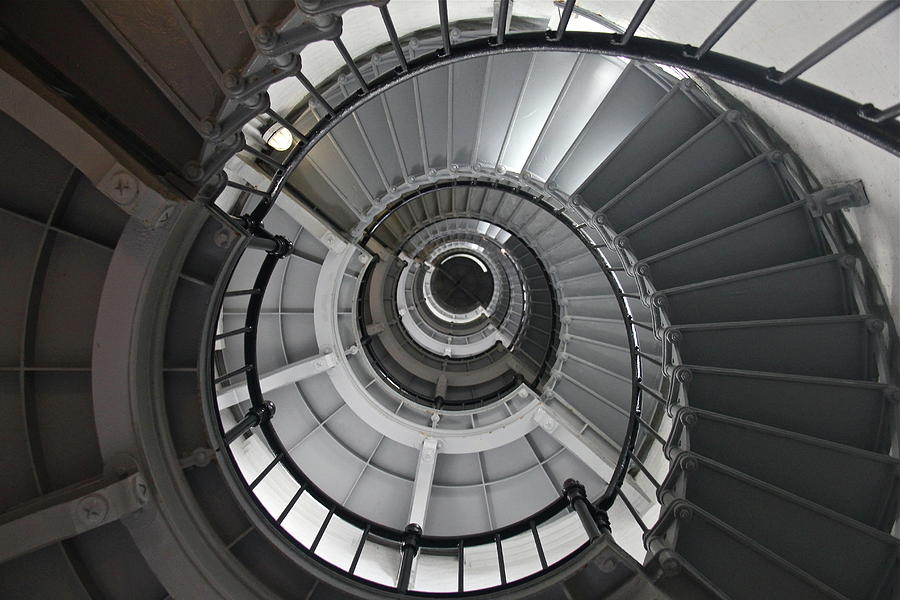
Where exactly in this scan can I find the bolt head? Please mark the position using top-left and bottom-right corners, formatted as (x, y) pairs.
(77, 494), (109, 526)
(155, 205), (175, 228)
(675, 368), (693, 384)
(597, 557), (617, 573)
(866, 319), (884, 333)
(134, 474), (150, 503)
(222, 71), (243, 92)
(199, 119), (220, 138)
(192, 448), (214, 468)
(666, 329), (682, 344)
(254, 25), (277, 49)
(659, 551), (681, 576)
(675, 506), (693, 521)
(107, 171), (140, 206)
(183, 161), (204, 183)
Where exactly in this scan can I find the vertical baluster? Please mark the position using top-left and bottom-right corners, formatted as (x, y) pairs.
(225, 181), (269, 196)
(628, 450), (662, 490)
(242, 143), (284, 169)
(214, 364), (253, 386)
(333, 37), (369, 92)
(349, 524), (370, 575)
(438, 0), (452, 55)
(309, 507), (335, 552)
(612, 0), (656, 46)
(249, 453), (283, 489)
(495, 0), (510, 44)
(457, 540), (464, 593)
(771, 0), (899, 84)
(380, 5), (409, 72)
(263, 109), (307, 143)
(277, 483), (306, 524)
(550, 0), (576, 41)
(296, 72), (335, 116)
(685, 0), (756, 59)
(617, 488), (649, 534)
(495, 534), (507, 585)
(215, 325), (253, 341)
(530, 520), (548, 569)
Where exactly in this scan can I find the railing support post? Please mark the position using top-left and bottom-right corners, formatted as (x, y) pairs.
(397, 523), (422, 592)
(224, 401), (276, 444)
(563, 479), (609, 541)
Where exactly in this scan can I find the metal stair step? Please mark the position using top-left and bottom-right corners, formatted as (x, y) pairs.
(668, 408), (899, 530)
(676, 366), (895, 453)
(291, 161), (360, 232)
(655, 255), (854, 324)
(661, 453), (899, 600)
(328, 115), (392, 200)
(648, 501), (847, 600)
(619, 152), (793, 259)
(578, 82), (715, 211)
(545, 61), (668, 192)
(548, 378), (630, 450)
(639, 200), (822, 290)
(600, 112), (756, 231)
(668, 315), (880, 380)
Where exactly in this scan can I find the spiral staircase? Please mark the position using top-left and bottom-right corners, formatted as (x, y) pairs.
(0, 1), (898, 599)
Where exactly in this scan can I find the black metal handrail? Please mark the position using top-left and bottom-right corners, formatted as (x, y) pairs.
(208, 194), (641, 594)
(194, 1), (900, 211)
(212, 259), (603, 595)
(209, 208), (641, 594)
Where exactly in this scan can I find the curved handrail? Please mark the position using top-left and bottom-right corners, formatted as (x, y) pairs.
(211, 238), (605, 595)
(208, 189), (643, 594)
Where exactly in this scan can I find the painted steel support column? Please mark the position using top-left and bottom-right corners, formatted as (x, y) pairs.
(408, 438), (439, 529)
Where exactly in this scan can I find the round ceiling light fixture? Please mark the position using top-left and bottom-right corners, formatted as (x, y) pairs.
(263, 125), (294, 151)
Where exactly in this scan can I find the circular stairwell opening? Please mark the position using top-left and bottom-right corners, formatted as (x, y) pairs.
(429, 253), (494, 315)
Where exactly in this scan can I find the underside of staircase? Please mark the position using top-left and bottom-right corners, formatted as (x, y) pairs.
(0, 2), (897, 599)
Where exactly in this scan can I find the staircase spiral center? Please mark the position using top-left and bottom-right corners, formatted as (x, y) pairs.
(430, 253), (494, 315)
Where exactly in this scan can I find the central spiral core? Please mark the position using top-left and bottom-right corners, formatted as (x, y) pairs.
(430, 253), (494, 314)
(357, 184), (565, 410)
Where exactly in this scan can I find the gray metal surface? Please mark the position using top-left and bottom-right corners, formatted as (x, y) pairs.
(0, 4), (897, 599)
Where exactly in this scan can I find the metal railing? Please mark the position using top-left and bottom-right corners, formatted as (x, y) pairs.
(207, 219), (629, 594)
(192, 0), (898, 198)
(198, 0), (898, 594)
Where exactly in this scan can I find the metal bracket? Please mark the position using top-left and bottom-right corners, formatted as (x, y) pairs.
(0, 473), (149, 563)
(806, 180), (868, 217)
